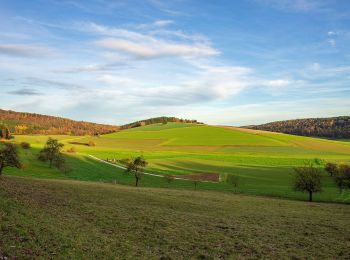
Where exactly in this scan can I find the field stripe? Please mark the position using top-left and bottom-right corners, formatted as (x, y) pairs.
(87, 154), (216, 183)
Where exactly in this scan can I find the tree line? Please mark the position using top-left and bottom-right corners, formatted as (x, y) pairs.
(247, 116), (350, 138)
(120, 116), (202, 130)
(0, 109), (119, 136)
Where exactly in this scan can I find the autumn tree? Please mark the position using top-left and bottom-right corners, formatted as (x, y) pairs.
(125, 156), (147, 187)
(0, 143), (21, 175)
(38, 138), (65, 169)
(293, 163), (323, 202)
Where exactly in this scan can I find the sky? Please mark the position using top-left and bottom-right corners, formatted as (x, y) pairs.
(0, 0), (349, 126)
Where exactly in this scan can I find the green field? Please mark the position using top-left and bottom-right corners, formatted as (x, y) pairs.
(7, 123), (350, 202)
(1, 176), (349, 259)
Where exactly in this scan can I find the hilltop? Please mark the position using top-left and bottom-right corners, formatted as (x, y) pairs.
(246, 116), (350, 138)
(120, 116), (202, 130)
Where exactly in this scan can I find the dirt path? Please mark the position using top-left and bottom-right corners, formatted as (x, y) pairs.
(87, 154), (217, 183)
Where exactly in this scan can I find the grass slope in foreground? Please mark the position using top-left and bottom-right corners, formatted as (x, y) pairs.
(11, 123), (350, 202)
(1, 176), (350, 259)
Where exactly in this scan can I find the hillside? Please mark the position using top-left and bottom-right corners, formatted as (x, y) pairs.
(1, 176), (349, 259)
(0, 109), (119, 136)
(10, 122), (350, 202)
(246, 116), (350, 138)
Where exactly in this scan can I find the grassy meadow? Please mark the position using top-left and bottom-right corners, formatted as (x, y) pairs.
(6, 123), (350, 203)
(1, 176), (349, 259)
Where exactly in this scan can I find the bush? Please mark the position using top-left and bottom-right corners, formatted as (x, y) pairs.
(88, 140), (96, 146)
(67, 147), (76, 153)
(20, 142), (31, 149)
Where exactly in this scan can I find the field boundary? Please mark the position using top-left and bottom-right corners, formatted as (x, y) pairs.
(87, 154), (216, 183)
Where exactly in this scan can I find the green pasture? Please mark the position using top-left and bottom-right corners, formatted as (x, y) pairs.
(7, 123), (350, 202)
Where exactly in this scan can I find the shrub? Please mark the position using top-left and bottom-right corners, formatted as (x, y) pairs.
(20, 142), (31, 149)
(67, 147), (76, 153)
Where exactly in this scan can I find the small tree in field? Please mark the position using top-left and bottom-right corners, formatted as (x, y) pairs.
(38, 138), (65, 168)
(165, 175), (175, 187)
(125, 156), (147, 187)
(0, 143), (21, 175)
(293, 163), (322, 202)
(226, 175), (239, 192)
(325, 162), (338, 177)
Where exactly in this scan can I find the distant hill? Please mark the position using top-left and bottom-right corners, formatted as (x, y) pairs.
(120, 116), (202, 130)
(246, 116), (350, 138)
(0, 109), (119, 136)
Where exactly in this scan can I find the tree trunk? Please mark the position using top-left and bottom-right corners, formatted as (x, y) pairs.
(309, 191), (313, 202)
(0, 163), (3, 175)
(135, 176), (139, 187)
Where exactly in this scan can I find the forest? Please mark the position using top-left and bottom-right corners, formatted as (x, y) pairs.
(0, 109), (119, 136)
(248, 116), (350, 138)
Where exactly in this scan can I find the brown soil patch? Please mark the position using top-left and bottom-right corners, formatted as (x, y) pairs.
(177, 172), (220, 182)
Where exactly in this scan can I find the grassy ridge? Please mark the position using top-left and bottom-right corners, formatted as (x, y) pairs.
(8, 123), (350, 202)
(1, 176), (349, 259)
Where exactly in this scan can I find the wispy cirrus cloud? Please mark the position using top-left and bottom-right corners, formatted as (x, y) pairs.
(78, 22), (219, 59)
(0, 44), (55, 58)
(95, 38), (219, 59)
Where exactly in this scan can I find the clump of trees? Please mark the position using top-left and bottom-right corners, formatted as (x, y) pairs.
(293, 163), (323, 202)
(38, 138), (69, 173)
(0, 127), (11, 139)
(120, 116), (203, 130)
(248, 116), (350, 138)
(125, 156), (147, 187)
(0, 143), (21, 175)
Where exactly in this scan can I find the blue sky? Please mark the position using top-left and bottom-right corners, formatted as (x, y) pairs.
(0, 0), (349, 125)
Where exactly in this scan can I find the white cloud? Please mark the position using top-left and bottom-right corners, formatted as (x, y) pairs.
(152, 20), (174, 27)
(263, 79), (293, 87)
(95, 38), (219, 59)
(79, 22), (218, 59)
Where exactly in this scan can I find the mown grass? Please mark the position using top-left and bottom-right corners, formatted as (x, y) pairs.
(8, 123), (350, 202)
(1, 176), (349, 259)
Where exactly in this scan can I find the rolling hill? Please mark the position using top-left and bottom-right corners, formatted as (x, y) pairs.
(8, 122), (350, 203)
(247, 116), (350, 138)
(0, 109), (119, 136)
